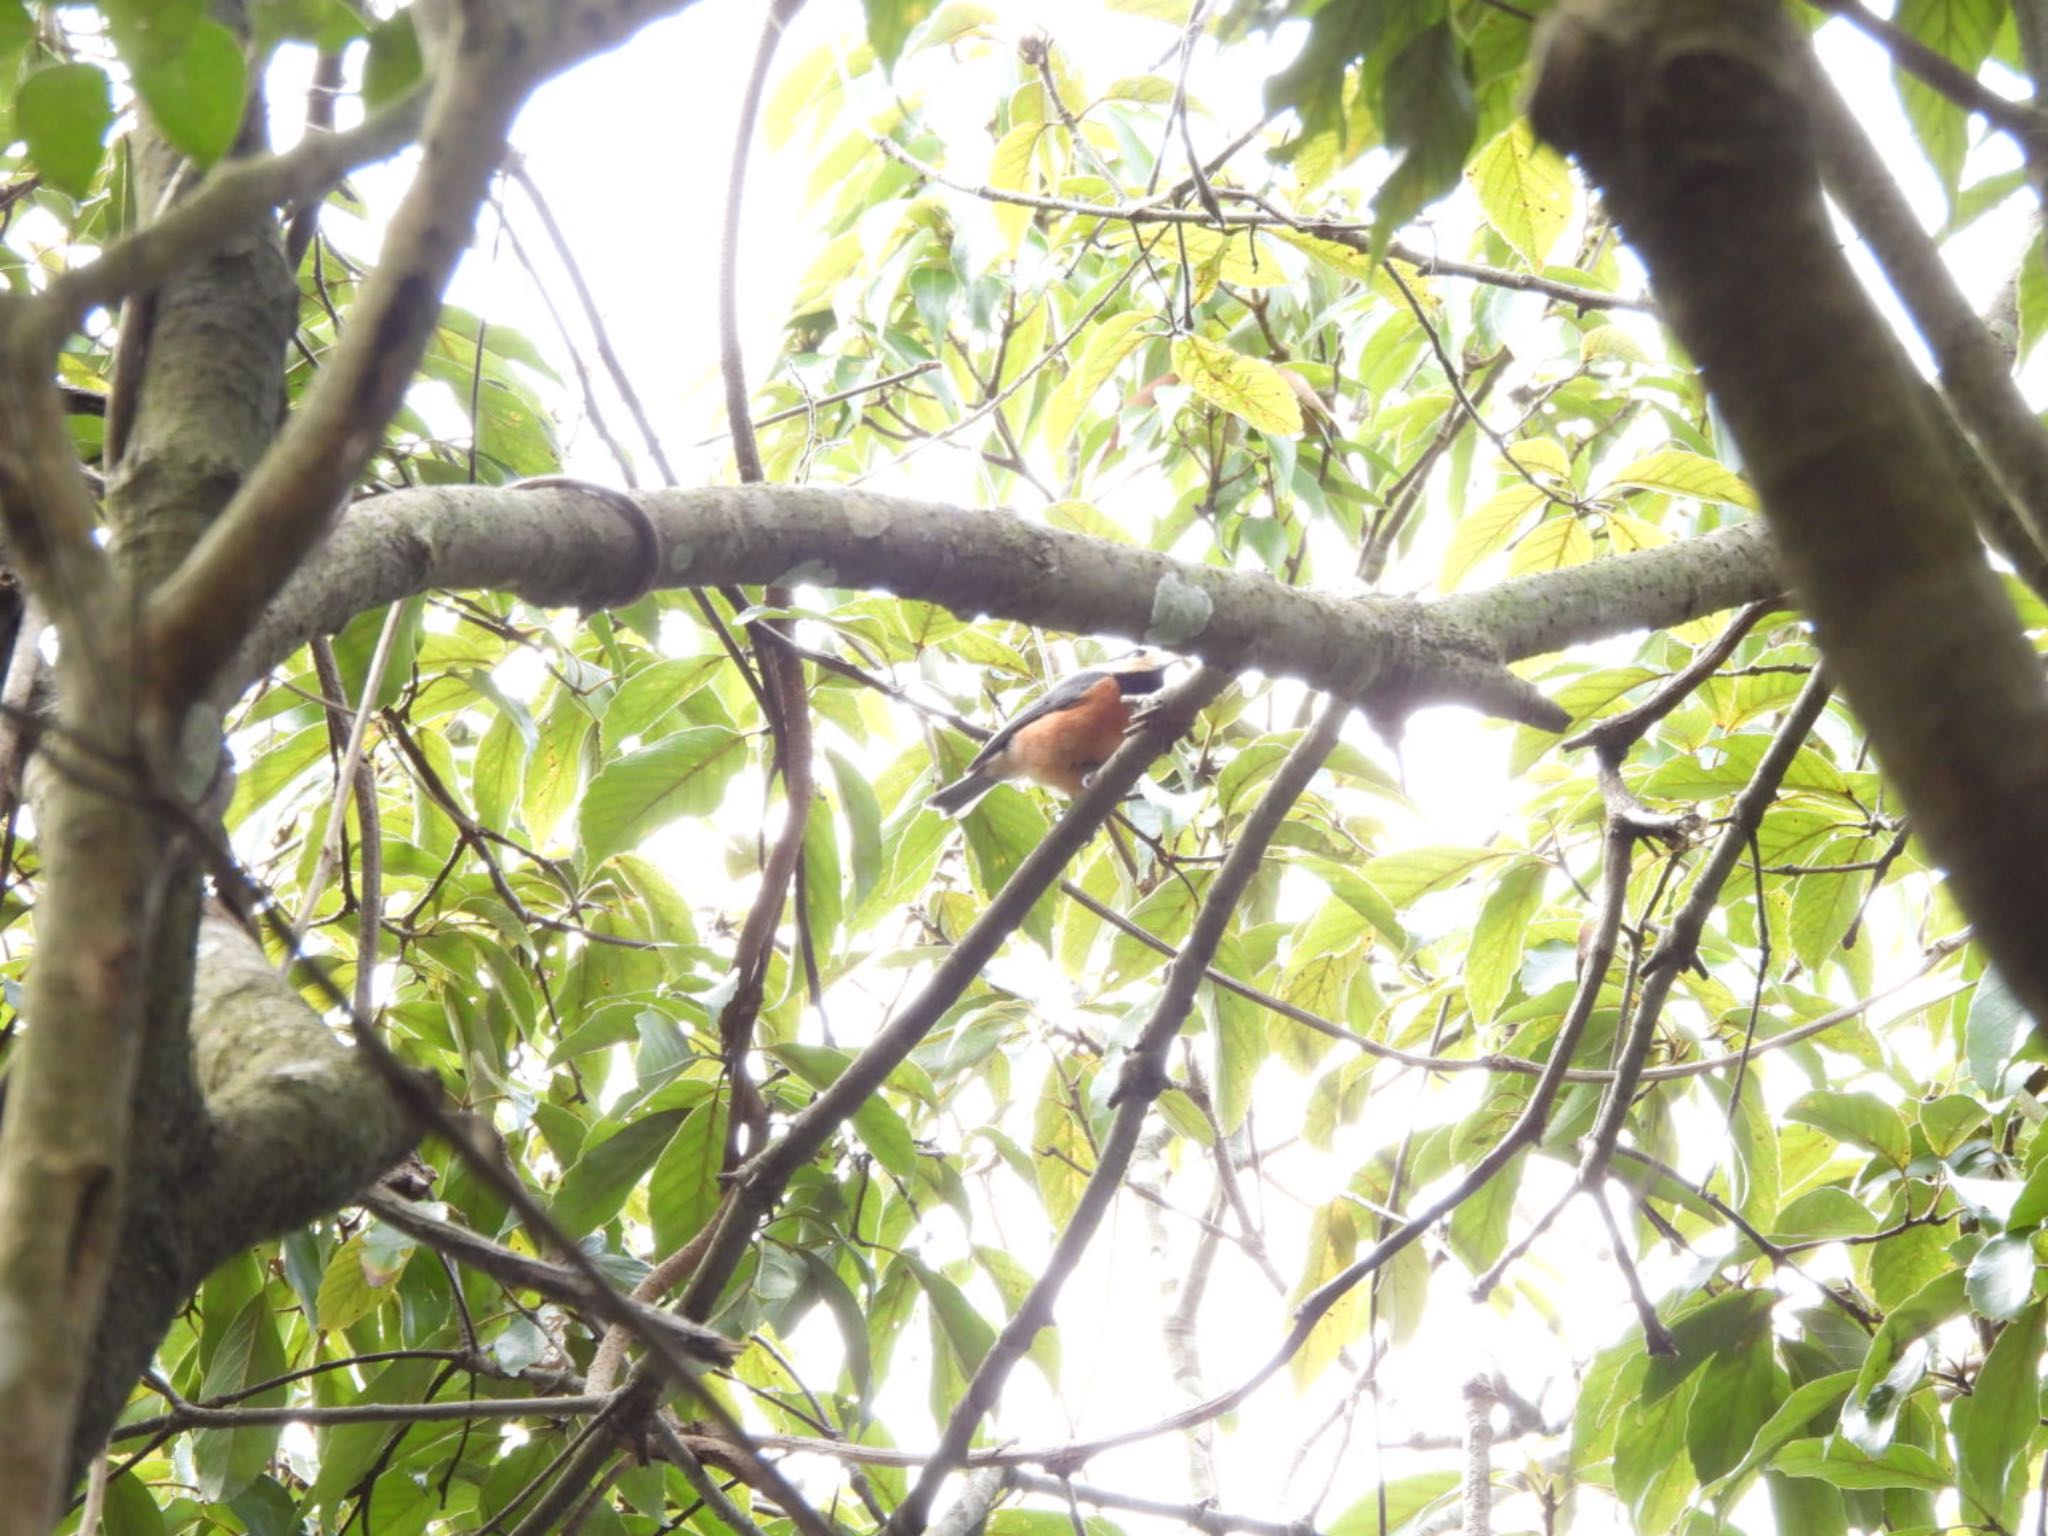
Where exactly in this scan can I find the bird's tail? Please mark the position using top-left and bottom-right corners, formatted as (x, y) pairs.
(930, 772), (994, 815)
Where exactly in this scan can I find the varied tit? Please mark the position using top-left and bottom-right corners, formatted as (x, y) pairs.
(930, 654), (1176, 814)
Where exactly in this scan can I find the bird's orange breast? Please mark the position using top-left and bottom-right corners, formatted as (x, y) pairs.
(1002, 677), (1131, 795)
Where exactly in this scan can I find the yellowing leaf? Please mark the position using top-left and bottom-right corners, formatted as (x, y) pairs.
(1044, 498), (1132, 544)
(1466, 859), (1546, 1024)
(1503, 437), (1572, 483)
(1042, 309), (1152, 447)
(1582, 323), (1651, 364)
(1606, 509), (1671, 552)
(1099, 74), (1176, 103)
(1105, 222), (1286, 288)
(1274, 227), (1376, 280)
(1509, 513), (1595, 575)
(1170, 334), (1302, 436)
(1603, 449), (1757, 509)
(1466, 119), (1572, 267)
(1289, 1202), (1366, 1389)
(1441, 483), (1547, 591)
(988, 121), (1047, 256)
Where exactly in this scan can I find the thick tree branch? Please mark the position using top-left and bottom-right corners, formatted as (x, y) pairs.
(143, 1), (705, 712)
(141, 62), (519, 707)
(0, 312), (144, 1525)
(1532, 0), (2048, 1030)
(0, 306), (117, 634)
(186, 912), (416, 1240)
(229, 485), (1784, 733)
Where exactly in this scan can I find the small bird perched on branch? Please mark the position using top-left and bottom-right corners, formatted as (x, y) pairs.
(930, 653), (1176, 814)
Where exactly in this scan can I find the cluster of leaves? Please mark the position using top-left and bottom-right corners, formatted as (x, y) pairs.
(0, 0), (429, 197)
(13, 2), (2048, 1535)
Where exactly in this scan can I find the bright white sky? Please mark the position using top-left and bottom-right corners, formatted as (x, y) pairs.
(261, 3), (2045, 1531)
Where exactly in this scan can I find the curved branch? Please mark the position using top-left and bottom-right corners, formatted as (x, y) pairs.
(232, 484), (1785, 731)
(189, 911), (417, 1249)
(142, 0), (710, 712)
(1533, 0), (2048, 1030)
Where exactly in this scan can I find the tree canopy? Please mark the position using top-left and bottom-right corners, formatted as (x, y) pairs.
(0, 2), (2044, 1536)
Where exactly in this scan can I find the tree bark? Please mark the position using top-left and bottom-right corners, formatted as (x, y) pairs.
(230, 483), (1785, 732)
(1531, 0), (2048, 1029)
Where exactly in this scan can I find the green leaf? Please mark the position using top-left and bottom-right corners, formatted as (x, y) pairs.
(1789, 842), (1866, 974)
(0, 2), (33, 69)
(1359, 845), (1503, 908)
(648, 1096), (727, 1257)
(331, 597), (423, 710)
(1842, 1269), (1967, 1453)
(1327, 1471), (1461, 1536)
(102, 0), (202, 62)
(1465, 118), (1571, 265)
(193, 1296), (287, 1502)
(2021, 231), (2048, 364)
(579, 727), (746, 866)
(314, 1232), (405, 1332)
(363, 14), (423, 109)
(770, 1042), (919, 1177)
(1288, 1200), (1366, 1390)
(863, 0), (938, 70)
(1464, 858), (1545, 1024)
(17, 63), (113, 197)
(133, 19), (248, 164)
(102, 1472), (168, 1536)
(1955, 1299), (2043, 1524)
(1918, 1093), (1987, 1158)
(1615, 1369), (1699, 1535)
(1710, 1369), (1855, 1497)
(2008, 1154), (2048, 1231)
(1686, 1320), (1778, 1483)
(251, 0), (365, 52)
(1771, 1436), (1952, 1494)
(1965, 1231), (2037, 1320)
(472, 707), (530, 831)
(549, 1109), (687, 1239)
(1170, 335), (1304, 436)
(1368, 24), (1478, 264)
(1893, 0), (2000, 196)
(1769, 1187), (1877, 1244)
(1601, 448), (1757, 509)
(1044, 310), (1152, 449)
(803, 789), (844, 959)
(1447, 1148), (1524, 1273)
(1765, 1471), (1847, 1536)
(827, 748), (884, 906)
(1440, 483), (1547, 591)
(987, 120), (1046, 256)
(1784, 1089), (1908, 1168)
(1966, 964), (2031, 1094)
(962, 785), (1058, 949)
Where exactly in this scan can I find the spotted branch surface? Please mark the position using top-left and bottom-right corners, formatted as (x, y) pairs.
(236, 484), (1786, 733)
